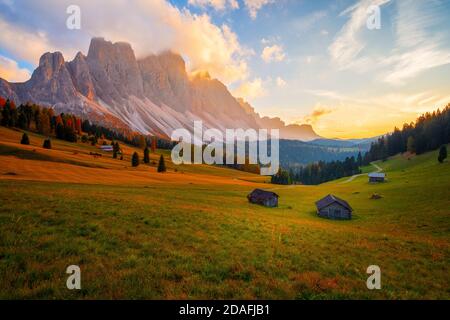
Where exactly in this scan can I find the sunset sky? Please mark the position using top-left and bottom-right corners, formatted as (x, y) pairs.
(1, 0), (450, 138)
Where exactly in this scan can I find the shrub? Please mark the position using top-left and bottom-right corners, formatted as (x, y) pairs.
(157, 154), (166, 172)
(132, 152), (140, 167)
(43, 138), (52, 149)
(20, 133), (30, 145)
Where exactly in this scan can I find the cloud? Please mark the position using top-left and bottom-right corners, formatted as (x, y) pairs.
(382, 44), (450, 85)
(303, 105), (333, 124)
(0, 0), (251, 85)
(329, 0), (390, 69)
(232, 78), (266, 99)
(276, 77), (286, 87)
(244, 0), (273, 20)
(261, 44), (285, 63)
(0, 19), (58, 64)
(0, 55), (31, 82)
(293, 10), (327, 32)
(188, 0), (239, 11)
(329, 0), (450, 85)
(382, 0), (450, 84)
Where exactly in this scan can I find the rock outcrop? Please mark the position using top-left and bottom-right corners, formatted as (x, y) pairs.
(0, 37), (321, 140)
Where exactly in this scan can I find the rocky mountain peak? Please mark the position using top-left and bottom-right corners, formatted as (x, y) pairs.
(34, 52), (66, 82)
(0, 37), (321, 141)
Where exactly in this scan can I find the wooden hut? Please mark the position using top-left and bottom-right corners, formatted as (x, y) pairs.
(247, 189), (279, 207)
(368, 172), (386, 183)
(315, 194), (353, 220)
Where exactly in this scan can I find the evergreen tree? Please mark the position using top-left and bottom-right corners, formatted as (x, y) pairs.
(132, 152), (140, 167)
(56, 123), (65, 140)
(407, 136), (416, 153)
(2, 99), (17, 127)
(113, 142), (120, 159)
(64, 126), (77, 142)
(157, 154), (166, 172)
(43, 138), (52, 149)
(144, 147), (150, 164)
(438, 145), (447, 163)
(20, 133), (30, 145)
(357, 152), (363, 167)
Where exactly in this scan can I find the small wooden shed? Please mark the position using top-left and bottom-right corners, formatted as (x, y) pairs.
(247, 189), (279, 207)
(315, 194), (353, 220)
(368, 172), (386, 183)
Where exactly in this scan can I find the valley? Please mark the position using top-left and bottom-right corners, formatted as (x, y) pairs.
(0, 126), (448, 299)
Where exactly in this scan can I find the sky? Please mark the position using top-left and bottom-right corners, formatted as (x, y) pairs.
(0, 0), (450, 138)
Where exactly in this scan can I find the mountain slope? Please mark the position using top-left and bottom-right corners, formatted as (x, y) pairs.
(0, 37), (321, 141)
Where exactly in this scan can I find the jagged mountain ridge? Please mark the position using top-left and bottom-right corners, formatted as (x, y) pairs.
(0, 37), (320, 141)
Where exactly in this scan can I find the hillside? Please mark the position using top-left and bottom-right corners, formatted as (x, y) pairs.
(0, 126), (448, 299)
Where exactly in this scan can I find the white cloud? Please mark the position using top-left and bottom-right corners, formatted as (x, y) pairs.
(276, 77), (286, 87)
(188, 0), (239, 11)
(261, 44), (285, 63)
(383, 0), (450, 84)
(329, 0), (390, 69)
(0, 0), (251, 85)
(0, 55), (31, 82)
(382, 44), (450, 85)
(0, 19), (59, 65)
(244, 0), (273, 20)
(329, 0), (450, 85)
(232, 77), (266, 99)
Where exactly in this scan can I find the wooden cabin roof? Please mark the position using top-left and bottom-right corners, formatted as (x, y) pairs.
(248, 189), (279, 200)
(315, 194), (353, 211)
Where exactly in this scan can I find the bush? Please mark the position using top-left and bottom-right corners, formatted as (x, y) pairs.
(157, 154), (166, 172)
(20, 133), (30, 145)
(43, 138), (52, 149)
(132, 152), (140, 167)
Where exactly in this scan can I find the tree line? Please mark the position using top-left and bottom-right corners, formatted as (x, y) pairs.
(274, 104), (449, 185)
(272, 154), (362, 185)
(363, 104), (450, 164)
(0, 96), (175, 149)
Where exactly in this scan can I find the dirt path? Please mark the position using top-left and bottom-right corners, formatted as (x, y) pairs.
(340, 162), (382, 184)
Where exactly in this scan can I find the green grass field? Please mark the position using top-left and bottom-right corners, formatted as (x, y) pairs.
(0, 127), (449, 299)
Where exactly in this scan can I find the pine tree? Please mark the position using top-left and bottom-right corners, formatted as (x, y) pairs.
(43, 138), (52, 149)
(144, 147), (150, 164)
(113, 142), (120, 159)
(357, 152), (363, 167)
(407, 136), (415, 153)
(438, 145), (447, 163)
(157, 154), (166, 172)
(132, 152), (140, 167)
(20, 133), (30, 145)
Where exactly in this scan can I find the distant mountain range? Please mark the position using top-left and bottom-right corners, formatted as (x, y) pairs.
(0, 37), (321, 141)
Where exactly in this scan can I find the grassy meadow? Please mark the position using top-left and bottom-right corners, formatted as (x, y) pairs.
(0, 126), (449, 299)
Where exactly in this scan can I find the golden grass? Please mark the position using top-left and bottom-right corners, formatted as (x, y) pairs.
(0, 126), (448, 299)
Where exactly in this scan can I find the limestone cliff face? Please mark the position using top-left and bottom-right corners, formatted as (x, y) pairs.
(0, 37), (320, 140)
